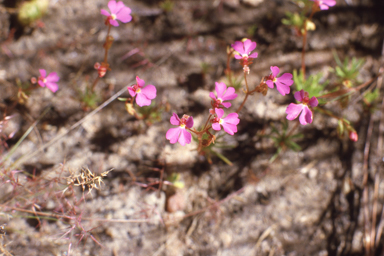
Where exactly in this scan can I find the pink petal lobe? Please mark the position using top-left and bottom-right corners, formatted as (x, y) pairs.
(215, 108), (224, 119)
(294, 90), (305, 102)
(101, 9), (110, 16)
(231, 41), (245, 54)
(221, 87), (237, 101)
(185, 116), (194, 128)
(215, 82), (227, 98)
(46, 82), (59, 93)
(222, 123), (237, 135)
(309, 97), (319, 107)
(116, 7), (132, 23)
(270, 66), (280, 78)
(179, 129), (191, 146)
(286, 103), (304, 121)
(299, 106), (313, 125)
(234, 55), (242, 60)
(265, 80), (274, 89)
(109, 20), (119, 27)
(141, 85), (156, 100)
(108, 0), (117, 13)
(136, 93), (151, 107)
(212, 123), (221, 131)
(249, 52), (258, 58)
(209, 92), (217, 100)
(127, 87), (136, 97)
(136, 76), (145, 87)
(46, 72), (60, 83)
(221, 102), (231, 108)
(166, 128), (181, 144)
(275, 81), (290, 96)
(170, 113), (180, 126)
(243, 40), (256, 53)
(277, 73), (293, 85)
(38, 80), (45, 87)
(39, 69), (47, 78)
(224, 113), (240, 125)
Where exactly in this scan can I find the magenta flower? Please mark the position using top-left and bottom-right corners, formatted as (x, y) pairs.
(211, 108), (240, 135)
(166, 113), (194, 146)
(231, 39), (258, 60)
(265, 66), (294, 96)
(101, 0), (132, 27)
(286, 90), (319, 125)
(310, 0), (336, 10)
(209, 82), (238, 109)
(128, 76), (156, 107)
(37, 69), (60, 93)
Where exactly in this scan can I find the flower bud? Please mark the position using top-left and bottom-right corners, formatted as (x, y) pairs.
(349, 131), (358, 142)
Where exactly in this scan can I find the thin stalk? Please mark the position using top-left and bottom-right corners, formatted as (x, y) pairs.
(236, 72), (250, 113)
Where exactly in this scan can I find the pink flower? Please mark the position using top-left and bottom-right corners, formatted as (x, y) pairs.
(209, 82), (238, 109)
(101, 0), (132, 27)
(166, 113), (194, 146)
(231, 39), (258, 60)
(128, 76), (156, 107)
(265, 66), (294, 96)
(211, 108), (240, 135)
(37, 69), (60, 93)
(310, 0), (336, 10)
(286, 90), (318, 125)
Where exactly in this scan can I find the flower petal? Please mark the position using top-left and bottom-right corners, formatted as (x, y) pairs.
(141, 85), (156, 100)
(127, 87), (136, 97)
(170, 113), (180, 126)
(265, 80), (274, 89)
(222, 123), (237, 135)
(38, 80), (45, 87)
(249, 52), (258, 58)
(46, 72), (60, 83)
(223, 113), (240, 125)
(166, 128), (181, 144)
(294, 90), (305, 102)
(299, 106), (313, 125)
(108, 0), (117, 13)
(309, 96), (318, 107)
(277, 73), (293, 86)
(221, 102), (231, 108)
(275, 81), (291, 96)
(136, 76), (145, 88)
(215, 108), (224, 119)
(109, 19), (119, 27)
(39, 69), (47, 78)
(100, 9), (110, 16)
(234, 54), (242, 60)
(231, 41), (245, 54)
(243, 39), (256, 53)
(209, 92), (217, 101)
(178, 129), (192, 146)
(286, 103), (304, 121)
(221, 87), (237, 101)
(135, 93), (151, 107)
(270, 66), (280, 78)
(212, 123), (221, 131)
(185, 116), (194, 128)
(46, 82), (59, 93)
(215, 82), (227, 98)
(116, 6), (132, 23)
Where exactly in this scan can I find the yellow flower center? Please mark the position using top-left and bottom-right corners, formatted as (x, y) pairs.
(111, 14), (117, 20)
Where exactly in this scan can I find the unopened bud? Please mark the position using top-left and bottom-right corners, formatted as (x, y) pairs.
(349, 131), (358, 142)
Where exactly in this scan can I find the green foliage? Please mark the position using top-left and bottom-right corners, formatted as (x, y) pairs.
(364, 88), (380, 104)
(332, 51), (365, 86)
(226, 72), (243, 91)
(78, 87), (99, 110)
(159, 0), (174, 12)
(282, 12), (315, 34)
(247, 25), (258, 37)
(293, 69), (328, 100)
(137, 101), (164, 124)
(266, 121), (303, 163)
(18, 0), (49, 26)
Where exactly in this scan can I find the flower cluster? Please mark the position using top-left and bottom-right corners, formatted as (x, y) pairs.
(310, 0), (336, 10)
(128, 76), (157, 107)
(286, 90), (318, 125)
(37, 69), (60, 93)
(101, 0), (132, 27)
